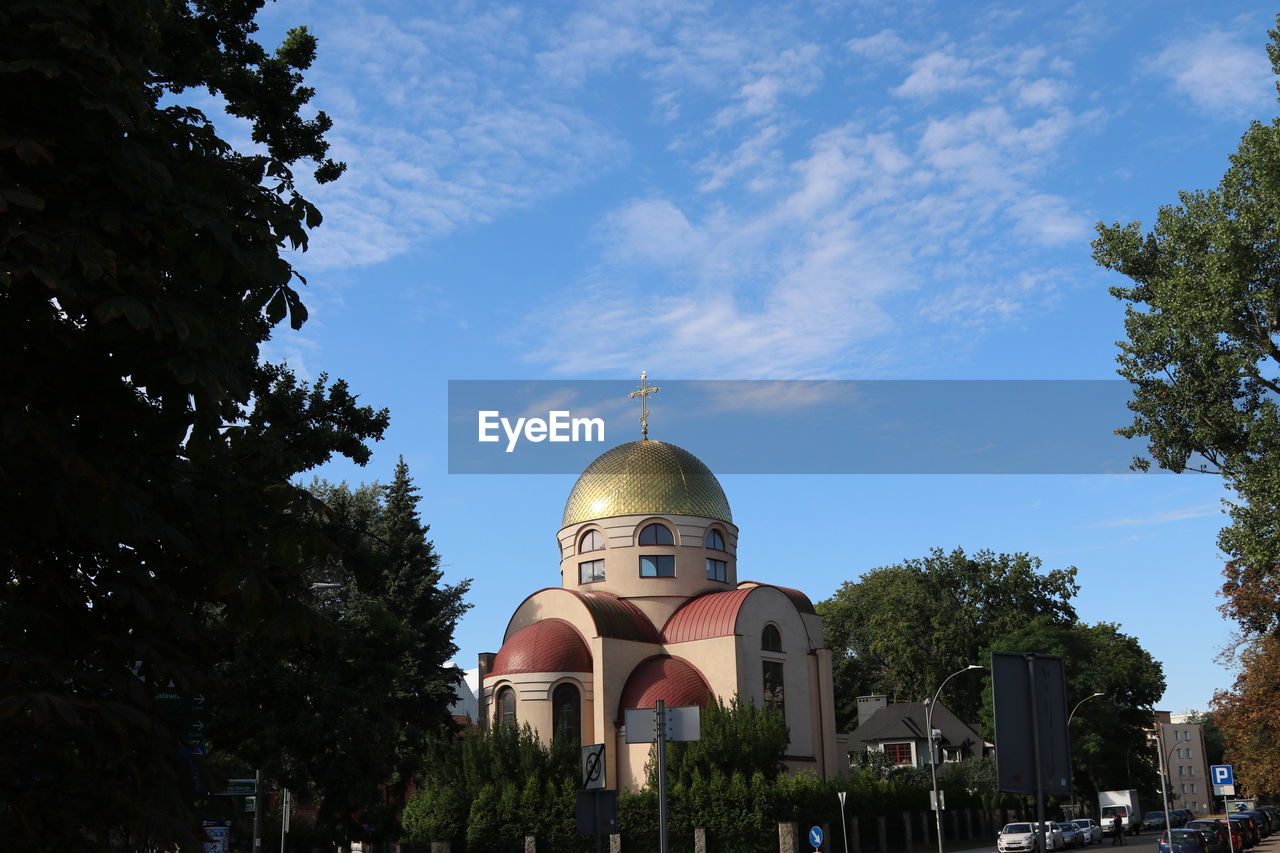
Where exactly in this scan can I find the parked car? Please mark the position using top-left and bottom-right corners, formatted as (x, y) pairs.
(1144, 812), (1169, 831)
(1221, 816), (1259, 848)
(1000, 823), (1043, 853)
(1211, 818), (1247, 850)
(1184, 820), (1228, 853)
(1059, 822), (1085, 848)
(1071, 819), (1103, 845)
(1240, 811), (1271, 838)
(1160, 829), (1208, 853)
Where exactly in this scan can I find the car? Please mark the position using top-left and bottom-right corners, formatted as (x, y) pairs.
(1184, 820), (1228, 853)
(1171, 810), (1192, 828)
(1240, 811), (1271, 838)
(1059, 822), (1085, 848)
(1042, 822), (1067, 850)
(1144, 812), (1169, 832)
(1160, 829), (1208, 853)
(1071, 819), (1103, 845)
(1221, 816), (1259, 848)
(1211, 818), (1247, 850)
(1000, 823), (1043, 853)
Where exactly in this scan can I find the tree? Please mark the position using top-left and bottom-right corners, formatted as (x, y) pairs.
(817, 548), (1079, 728)
(984, 618), (1164, 803)
(0, 0), (382, 848)
(1092, 15), (1280, 639)
(213, 462), (471, 842)
(1182, 710), (1226, 767)
(656, 695), (789, 788)
(1212, 634), (1280, 795)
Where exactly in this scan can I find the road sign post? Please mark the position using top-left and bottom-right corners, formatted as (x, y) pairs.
(622, 701), (700, 853)
(810, 824), (825, 851)
(582, 744), (606, 790)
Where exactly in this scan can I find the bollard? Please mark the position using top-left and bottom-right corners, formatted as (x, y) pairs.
(429, 843), (450, 853)
(779, 821), (799, 853)
(524, 836), (536, 853)
(609, 833), (621, 853)
(694, 826), (707, 853)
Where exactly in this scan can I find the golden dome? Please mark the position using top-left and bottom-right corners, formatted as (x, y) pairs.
(562, 441), (732, 527)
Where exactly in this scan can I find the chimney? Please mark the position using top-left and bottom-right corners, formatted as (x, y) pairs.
(857, 695), (888, 728)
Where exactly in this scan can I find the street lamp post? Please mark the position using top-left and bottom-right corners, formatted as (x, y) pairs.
(927, 664), (984, 853)
(1066, 693), (1105, 819)
(1068, 692), (1105, 725)
(1155, 723), (1176, 841)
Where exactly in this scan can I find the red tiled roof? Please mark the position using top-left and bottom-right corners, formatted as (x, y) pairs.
(662, 588), (753, 643)
(737, 581), (816, 614)
(490, 618), (592, 676)
(616, 655), (712, 721)
(574, 590), (663, 644)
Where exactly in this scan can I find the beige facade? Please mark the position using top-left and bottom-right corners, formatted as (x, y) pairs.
(479, 440), (843, 790)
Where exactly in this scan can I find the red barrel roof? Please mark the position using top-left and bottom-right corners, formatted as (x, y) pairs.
(490, 618), (592, 676)
(662, 588), (753, 643)
(616, 655), (711, 720)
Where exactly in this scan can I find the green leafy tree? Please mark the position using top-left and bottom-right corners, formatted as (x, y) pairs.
(212, 461), (470, 842)
(984, 618), (1164, 803)
(0, 0), (383, 848)
(818, 548), (1079, 728)
(656, 694), (789, 788)
(1092, 15), (1280, 639)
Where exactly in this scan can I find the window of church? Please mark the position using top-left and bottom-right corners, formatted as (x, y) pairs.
(552, 683), (581, 747)
(640, 555), (675, 577)
(706, 558), (727, 582)
(761, 624), (782, 651)
(496, 686), (516, 728)
(763, 660), (784, 713)
(579, 529), (604, 553)
(705, 529), (725, 550)
(579, 559), (605, 583)
(638, 523), (674, 546)
(883, 742), (912, 764)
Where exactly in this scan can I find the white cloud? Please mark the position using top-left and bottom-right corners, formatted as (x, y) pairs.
(892, 51), (980, 99)
(847, 28), (910, 62)
(1093, 504), (1220, 527)
(1149, 29), (1273, 117)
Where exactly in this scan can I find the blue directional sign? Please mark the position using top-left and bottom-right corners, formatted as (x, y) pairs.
(809, 825), (824, 849)
(1211, 765), (1234, 786)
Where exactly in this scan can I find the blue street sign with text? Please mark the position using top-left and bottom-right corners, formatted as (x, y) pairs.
(1211, 765), (1234, 786)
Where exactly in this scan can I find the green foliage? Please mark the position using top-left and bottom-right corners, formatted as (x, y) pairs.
(0, 0), (380, 848)
(818, 548), (1079, 727)
(211, 460), (470, 843)
(1182, 710), (1226, 767)
(1092, 14), (1280, 638)
(657, 694), (789, 787)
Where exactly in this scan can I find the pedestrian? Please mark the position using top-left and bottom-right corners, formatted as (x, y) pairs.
(1111, 816), (1125, 846)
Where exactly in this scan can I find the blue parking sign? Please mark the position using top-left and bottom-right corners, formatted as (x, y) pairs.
(1211, 765), (1234, 786)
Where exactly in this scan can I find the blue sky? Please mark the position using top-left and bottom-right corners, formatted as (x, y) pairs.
(233, 0), (1280, 715)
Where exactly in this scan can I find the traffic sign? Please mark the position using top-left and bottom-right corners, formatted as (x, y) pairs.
(809, 825), (824, 850)
(1211, 765), (1234, 786)
(581, 744), (606, 790)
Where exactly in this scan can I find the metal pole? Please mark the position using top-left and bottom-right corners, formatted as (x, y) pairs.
(1028, 656), (1046, 853)
(657, 699), (668, 853)
(1156, 725), (1172, 845)
(839, 791), (849, 853)
(930, 665), (982, 853)
(1223, 789), (1236, 853)
(280, 787), (289, 853)
(253, 768), (262, 852)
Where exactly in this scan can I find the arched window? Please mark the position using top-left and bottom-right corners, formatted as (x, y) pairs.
(552, 683), (581, 746)
(496, 686), (516, 728)
(705, 529), (725, 551)
(762, 624), (782, 651)
(579, 529), (604, 553)
(639, 523), (674, 546)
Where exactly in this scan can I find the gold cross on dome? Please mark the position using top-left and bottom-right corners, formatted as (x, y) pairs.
(628, 371), (660, 439)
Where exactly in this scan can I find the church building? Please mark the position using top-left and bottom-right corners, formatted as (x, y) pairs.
(477, 386), (844, 789)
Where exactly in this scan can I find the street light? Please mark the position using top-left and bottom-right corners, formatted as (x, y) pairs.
(1066, 693), (1105, 818)
(926, 664), (984, 853)
(1068, 692), (1105, 725)
(1155, 722), (1176, 841)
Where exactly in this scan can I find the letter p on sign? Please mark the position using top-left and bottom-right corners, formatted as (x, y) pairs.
(1211, 765), (1234, 786)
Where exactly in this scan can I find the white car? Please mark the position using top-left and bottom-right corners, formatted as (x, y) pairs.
(1071, 819), (1104, 845)
(999, 823), (1064, 853)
